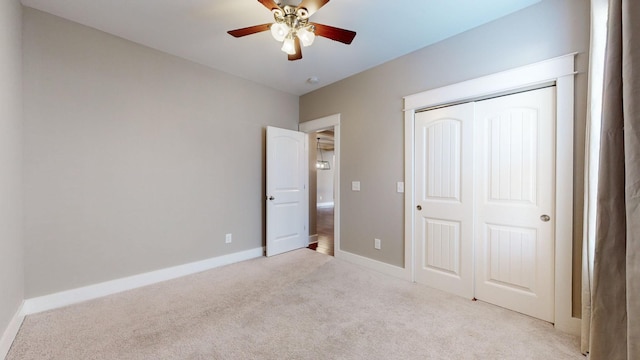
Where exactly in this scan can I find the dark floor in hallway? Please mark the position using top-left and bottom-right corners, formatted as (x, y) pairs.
(308, 205), (334, 256)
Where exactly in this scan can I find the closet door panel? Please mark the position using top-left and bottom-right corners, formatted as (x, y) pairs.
(414, 103), (474, 299)
(474, 87), (556, 322)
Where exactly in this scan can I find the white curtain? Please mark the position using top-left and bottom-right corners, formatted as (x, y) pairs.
(581, 0), (608, 354)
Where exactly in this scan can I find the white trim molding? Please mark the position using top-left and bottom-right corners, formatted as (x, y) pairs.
(404, 53), (578, 111)
(0, 303), (24, 360)
(335, 249), (411, 281)
(403, 53), (580, 335)
(22, 247), (263, 316)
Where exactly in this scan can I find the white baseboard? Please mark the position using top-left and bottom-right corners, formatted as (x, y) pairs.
(22, 247), (264, 316)
(317, 202), (334, 208)
(1, 302), (24, 360)
(555, 316), (581, 336)
(308, 234), (318, 244)
(335, 249), (411, 281)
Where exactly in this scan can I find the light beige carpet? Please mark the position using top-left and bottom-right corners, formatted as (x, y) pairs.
(7, 249), (583, 359)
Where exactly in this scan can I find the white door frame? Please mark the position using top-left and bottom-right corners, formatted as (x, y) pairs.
(299, 114), (341, 255)
(403, 53), (579, 335)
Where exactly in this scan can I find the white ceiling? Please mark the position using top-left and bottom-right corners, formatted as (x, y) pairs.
(20, 0), (541, 95)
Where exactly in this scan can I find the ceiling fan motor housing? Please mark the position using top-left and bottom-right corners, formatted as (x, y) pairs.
(273, 5), (311, 31)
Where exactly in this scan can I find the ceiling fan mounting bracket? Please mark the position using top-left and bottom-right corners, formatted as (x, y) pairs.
(274, 1), (307, 16)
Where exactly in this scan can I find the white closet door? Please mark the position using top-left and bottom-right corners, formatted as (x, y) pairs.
(414, 103), (474, 299)
(473, 87), (556, 322)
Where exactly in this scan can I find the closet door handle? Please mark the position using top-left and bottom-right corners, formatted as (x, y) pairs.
(416, 205), (422, 211)
(540, 214), (550, 222)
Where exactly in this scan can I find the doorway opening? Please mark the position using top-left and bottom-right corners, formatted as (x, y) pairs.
(309, 131), (335, 255)
(299, 114), (341, 258)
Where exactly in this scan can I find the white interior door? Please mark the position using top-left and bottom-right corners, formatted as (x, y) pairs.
(266, 126), (308, 257)
(414, 103), (474, 299)
(473, 87), (555, 322)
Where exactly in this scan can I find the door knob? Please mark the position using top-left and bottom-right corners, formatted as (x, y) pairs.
(416, 205), (422, 211)
(268, 196), (275, 201)
(540, 214), (550, 222)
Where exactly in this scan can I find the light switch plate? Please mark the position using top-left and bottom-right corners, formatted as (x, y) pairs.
(352, 181), (360, 191)
(397, 181), (404, 193)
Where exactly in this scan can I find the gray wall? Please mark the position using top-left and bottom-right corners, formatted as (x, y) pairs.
(0, 0), (24, 337)
(300, 0), (589, 313)
(22, 8), (299, 298)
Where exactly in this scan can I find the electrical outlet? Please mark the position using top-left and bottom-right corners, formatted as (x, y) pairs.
(225, 233), (232, 244)
(352, 181), (360, 191)
(374, 238), (381, 250)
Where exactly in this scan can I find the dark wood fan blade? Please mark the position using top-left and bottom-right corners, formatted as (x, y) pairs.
(311, 23), (356, 44)
(288, 37), (302, 61)
(258, 0), (281, 11)
(227, 23), (271, 38)
(296, 0), (330, 17)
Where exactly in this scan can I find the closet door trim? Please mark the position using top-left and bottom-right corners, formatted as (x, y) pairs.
(403, 53), (578, 335)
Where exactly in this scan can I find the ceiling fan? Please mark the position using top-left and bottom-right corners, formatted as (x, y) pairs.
(227, 0), (356, 61)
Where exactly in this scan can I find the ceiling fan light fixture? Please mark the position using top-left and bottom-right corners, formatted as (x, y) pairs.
(227, 1), (357, 61)
(281, 35), (296, 55)
(270, 22), (289, 42)
(297, 26), (315, 47)
(316, 138), (331, 170)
